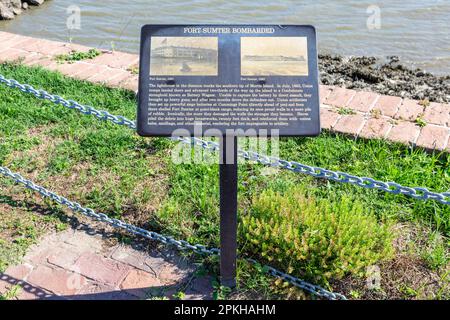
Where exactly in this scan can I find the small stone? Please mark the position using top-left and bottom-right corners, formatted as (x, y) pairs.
(0, 4), (15, 20)
(11, 0), (22, 8)
(416, 71), (425, 77)
(22, 2), (28, 10)
(25, 0), (45, 5)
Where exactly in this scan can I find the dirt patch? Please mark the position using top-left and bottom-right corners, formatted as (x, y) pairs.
(332, 223), (449, 299)
(319, 54), (450, 103)
(333, 254), (448, 300)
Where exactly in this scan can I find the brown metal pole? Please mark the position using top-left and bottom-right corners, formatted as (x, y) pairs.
(219, 135), (238, 288)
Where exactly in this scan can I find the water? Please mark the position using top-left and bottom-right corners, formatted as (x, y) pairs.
(1, 0), (449, 75)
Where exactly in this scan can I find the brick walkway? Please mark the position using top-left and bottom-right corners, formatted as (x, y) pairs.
(0, 224), (214, 300)
(1, 31), (449, 152)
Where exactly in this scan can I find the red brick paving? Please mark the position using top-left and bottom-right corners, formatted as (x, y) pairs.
(0, 48), (28, 63)
(51, 62), (91, 78)
(372, 95), (403, 118)
(27, 265), (87, 296)
(47, 249), (81, 270)
(422, 102), (450, 127)
(359, 117), (392, 139)
(415, 125), (449, 150)
(0, 37), (30, 52)
(26, 56), (54, 68)
(319, 85), (333, 103)
(0, 228), (214, 300)
(0, 31), (448, 153)
(87, 67), (126, 84)
(3, 264), (33, 281)
(90, 51), (139, 70)
(387, 121), (421, 145)
(347, 91), (379, 113)
(320, 106), (341, 129)
(395, 99), (424, 121)
(120, 75), (139, 92)
(332, 113), (366, 136)
(120, 269), (162, 298)
(324, 87), (356, 107)
(72, 252), (131, 286)
(73, 64), (109, 81)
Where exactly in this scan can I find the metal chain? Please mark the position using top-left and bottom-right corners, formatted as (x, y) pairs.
(177, 137), (450, 205)
(0, 74), (136, 130)
(0, 165), (214, 255)
(1, 74), (448, 205)
(0, 165), (345, 300)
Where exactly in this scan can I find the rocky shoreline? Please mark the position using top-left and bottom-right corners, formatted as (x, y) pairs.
(0, 0), (45, 20)
(319, 54), (450, 103)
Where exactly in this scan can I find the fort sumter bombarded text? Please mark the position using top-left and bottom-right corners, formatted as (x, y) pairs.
(147, 82), (314, 128)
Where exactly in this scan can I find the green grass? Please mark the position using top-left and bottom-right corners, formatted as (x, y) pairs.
(415, 117), (427, 128)
(0, 62), (448, 298)
(337, 107), (356, 115)
(0, 195), (68, 272)
(55, 49), (101, 64)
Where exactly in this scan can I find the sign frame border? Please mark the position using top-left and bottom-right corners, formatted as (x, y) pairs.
(137, 24), (321, 138)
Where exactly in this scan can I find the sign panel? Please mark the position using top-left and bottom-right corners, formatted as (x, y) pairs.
(137, 24), (320, 137)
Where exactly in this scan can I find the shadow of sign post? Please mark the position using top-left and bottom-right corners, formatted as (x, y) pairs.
(137, 24), (320, 288)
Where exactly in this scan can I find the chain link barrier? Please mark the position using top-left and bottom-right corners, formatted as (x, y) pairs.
(0, 75), (136, 130)
(0, 165), (345, 300)
(1, 74), (448, 205)
(1, 73), (449, 300)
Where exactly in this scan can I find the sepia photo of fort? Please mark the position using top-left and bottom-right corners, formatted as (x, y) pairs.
(150, 37), (218, 76)
(241, 37), (308, 76)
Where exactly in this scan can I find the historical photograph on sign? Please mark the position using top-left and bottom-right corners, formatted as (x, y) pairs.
(150, 37), (218, 76)
(241, 37), (308, 76)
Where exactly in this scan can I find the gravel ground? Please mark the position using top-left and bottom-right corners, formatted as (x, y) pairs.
(319, 54), (450, 103)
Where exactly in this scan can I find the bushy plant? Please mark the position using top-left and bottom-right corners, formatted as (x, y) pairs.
(240, 187), (394, 284)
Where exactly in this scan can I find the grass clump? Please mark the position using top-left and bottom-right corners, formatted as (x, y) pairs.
(241, 187), (394, 284)
(415, 117), (427, 128)
(55, 49), (101, 64)
(337, 107), (356, 115)
(422, 232), (449, 270)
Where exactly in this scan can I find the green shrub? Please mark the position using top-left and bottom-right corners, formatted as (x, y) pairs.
(241, 187), (394, 284)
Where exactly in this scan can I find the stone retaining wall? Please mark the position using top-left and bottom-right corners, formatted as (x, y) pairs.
(0, 31), (449, 152)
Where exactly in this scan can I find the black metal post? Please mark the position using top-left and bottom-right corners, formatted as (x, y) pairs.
(219, 135), (238, 288)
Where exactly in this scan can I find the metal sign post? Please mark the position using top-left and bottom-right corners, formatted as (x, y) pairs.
(219, 136), (238, 287)
(137, 24), (320, 288)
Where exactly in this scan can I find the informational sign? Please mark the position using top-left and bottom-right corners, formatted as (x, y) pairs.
(137, 24), (320, 137)
(137, 24), (321, 288)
